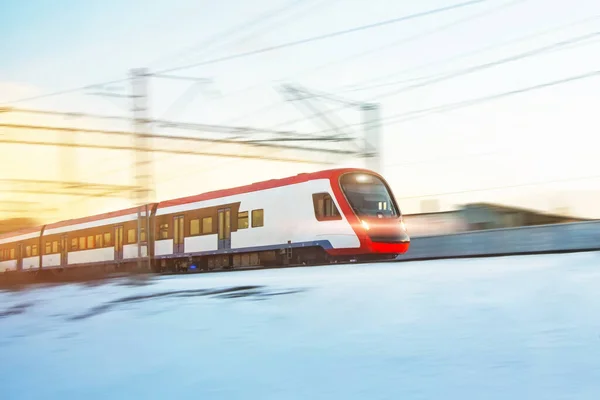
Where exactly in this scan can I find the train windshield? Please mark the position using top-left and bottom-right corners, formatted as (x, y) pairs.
(340, 173), (399, 218)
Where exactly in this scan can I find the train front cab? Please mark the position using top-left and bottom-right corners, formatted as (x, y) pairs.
(338, 171), (410, 258)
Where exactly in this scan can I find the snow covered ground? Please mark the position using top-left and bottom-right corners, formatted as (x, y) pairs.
(1, 252), (600, 399)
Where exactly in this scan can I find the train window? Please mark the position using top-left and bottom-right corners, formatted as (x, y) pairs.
(127, 229), (136, 244)
(71, 238), (78, 251)
(95, 234), (103, 248)
(25, 246), (32, 257)
(45, 242), (52, 254)
(159, 224), (169, 240)
(140, 228), (147, 242)
(190, 219), (200, 236)
(312, 193), (342, 221)
(32, 245), (38, 257)
(340, 173), (399, 218)
(10, 248), (15, 259)
(52, 241), (59, 253)
(251, 209), (264, 228)
(238, 211), (249, 229)
(87, 236), (95, 249)
(104, 232), (112, 247)
(202, 217), (212, 234)
(80, 237), (87, 251)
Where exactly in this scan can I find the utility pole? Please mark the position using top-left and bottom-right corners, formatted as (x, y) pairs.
(61, 114), (78, 217)
(131, 68), (153, 272)
(361, 103), (382, 175)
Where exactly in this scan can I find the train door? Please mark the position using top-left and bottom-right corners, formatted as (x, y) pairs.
(218, 208), (231, 250)
(173, 215), (184, 254)
(16, 243), (23, 271)
(60, 234), (68, 267)
(114, 225), (124, 261)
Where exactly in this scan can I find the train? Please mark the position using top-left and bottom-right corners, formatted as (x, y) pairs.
(0, 168), (410, 274)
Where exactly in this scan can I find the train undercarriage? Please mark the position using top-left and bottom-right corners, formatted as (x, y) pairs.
(154, 246), (398, 274)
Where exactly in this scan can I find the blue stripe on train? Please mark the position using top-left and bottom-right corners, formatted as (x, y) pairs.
(154, 239), (334, 259)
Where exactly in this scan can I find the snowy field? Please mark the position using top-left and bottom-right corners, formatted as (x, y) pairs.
(1, 252), (600, 399)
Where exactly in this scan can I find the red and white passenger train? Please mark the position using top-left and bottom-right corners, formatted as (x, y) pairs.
(0, 168), (409, 274)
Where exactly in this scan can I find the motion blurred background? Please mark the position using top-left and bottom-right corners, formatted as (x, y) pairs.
(1, 0), (599, 236)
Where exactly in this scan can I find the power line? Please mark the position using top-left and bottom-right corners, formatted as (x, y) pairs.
(0, 137), (341, 165)
(382, 69), (600, 125)
(221, 0), (518, 125)
(290, 68), (600, 138)
(372, 31), (600, 98)
(154, 0), (491, 76)
(2, 0), (488, 106)
(345, 36), (600, 93)
(0, 122), (352, 153)
(272, 33), (599, 131)
(148, 0), (320, 69)
(346, 13), (600, 90)
(220, 8), (600, 127)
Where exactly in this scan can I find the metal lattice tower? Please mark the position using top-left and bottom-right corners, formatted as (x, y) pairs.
(130, 68), (153, 271)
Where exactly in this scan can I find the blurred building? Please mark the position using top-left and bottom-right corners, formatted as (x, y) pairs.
(403, 202), (590, 237)
(403, 210), (467, 237)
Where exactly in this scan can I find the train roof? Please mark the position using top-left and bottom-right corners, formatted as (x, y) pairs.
(43, 205), (143, 230)
(157, 167), (374, 208)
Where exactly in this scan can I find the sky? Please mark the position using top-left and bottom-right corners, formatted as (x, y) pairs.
(1, 0), (600, 221)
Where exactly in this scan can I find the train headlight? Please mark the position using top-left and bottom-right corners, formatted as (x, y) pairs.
(361, 220), (370, 231)
(355, 174), (370, 183)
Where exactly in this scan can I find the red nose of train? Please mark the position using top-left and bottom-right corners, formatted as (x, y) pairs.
(359, 216), (410, 254)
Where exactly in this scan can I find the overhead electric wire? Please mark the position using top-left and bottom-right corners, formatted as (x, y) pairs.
(347, 12), (600, 89)
(303, 68), (600, 136)
(222, 7), (600, 126)
(3, 0), (488, 106)
(344, 36), (600, 93)
(147, 0), (323, 70)
(268, 32), (600, 131)
(381, 68), (600, 125)
(222, 0), (518, 125)
(372, 31), (600, 99)
(153, 0), (490, 76)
